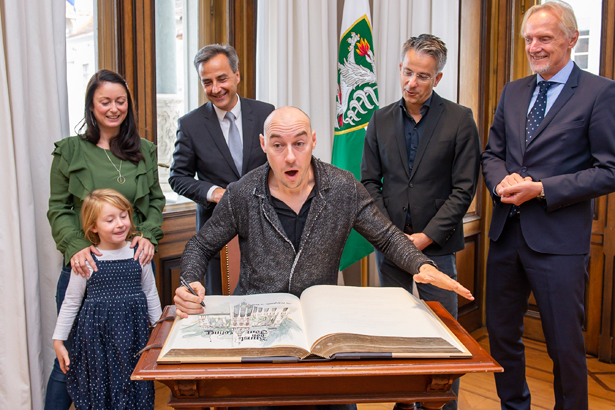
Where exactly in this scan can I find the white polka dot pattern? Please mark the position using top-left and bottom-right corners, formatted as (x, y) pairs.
(66, 256), (153, 409)
(526, 81), (555, 145)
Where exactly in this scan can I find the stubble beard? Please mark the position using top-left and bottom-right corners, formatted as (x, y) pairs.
(529, 55), (550, 75)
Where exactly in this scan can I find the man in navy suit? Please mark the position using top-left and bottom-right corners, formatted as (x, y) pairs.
(482, 2), (615, 409)
(169, 44), (274, 295)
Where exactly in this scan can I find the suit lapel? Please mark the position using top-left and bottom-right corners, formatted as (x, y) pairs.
(203, 102), (240, 178)
(410, 92), (443, 181)
(241, 98), (257, 176)
(520, 77), (536, 156)
(526, 65), (579, 150)
(393, 105), (411, 179)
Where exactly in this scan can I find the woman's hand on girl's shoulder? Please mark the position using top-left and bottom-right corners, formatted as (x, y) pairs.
(130, 236), (154, 266)
(71, 245), (102, 277)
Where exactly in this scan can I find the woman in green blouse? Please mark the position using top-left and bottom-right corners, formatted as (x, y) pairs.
(45, 69), (165, 410)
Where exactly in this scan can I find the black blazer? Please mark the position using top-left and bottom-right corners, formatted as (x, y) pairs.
(169, 97), (275, 229)
(482, 63), (615, 255)
(361, 92), (480, 256)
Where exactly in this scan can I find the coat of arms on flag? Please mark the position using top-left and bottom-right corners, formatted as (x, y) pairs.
(331, 2), (379, 271)
(336, 25), (378, 131)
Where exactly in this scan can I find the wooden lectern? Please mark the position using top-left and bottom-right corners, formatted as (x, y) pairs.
(133, 304), (501, 410)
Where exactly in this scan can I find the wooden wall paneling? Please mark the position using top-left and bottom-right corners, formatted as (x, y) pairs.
(511, 0), (536, 81)
(604, 194), (615, 362)
(122, 0), (156, 143)
(199, 0), (230, 106)
(97, 0), (119, 71)
(457, 230), (481, 332)
(155, 210), (197, 306)
(229, 0), (257, 99)
(202, 0), (229, 45)
(587, 225), (605, 355)
(118, 1), (134, 120)
(157, 258), (182, 309)
(600, 0), (615, 363)
(478, 1), (504, 332)
(457, 0), (488, 332)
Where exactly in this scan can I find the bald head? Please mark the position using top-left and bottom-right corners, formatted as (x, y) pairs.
(260, 106), (317, 193)
(263, 106), (312, 140)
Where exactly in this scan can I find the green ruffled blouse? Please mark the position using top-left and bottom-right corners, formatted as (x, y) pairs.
(47, 136), (165, 264)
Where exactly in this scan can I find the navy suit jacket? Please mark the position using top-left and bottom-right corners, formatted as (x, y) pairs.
(361, 92), (481, 256)
(169, 97), (275, 229)
(482, 63), (615, 255)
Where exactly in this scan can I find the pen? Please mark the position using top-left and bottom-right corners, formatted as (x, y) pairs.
(180, 277), (206, 309)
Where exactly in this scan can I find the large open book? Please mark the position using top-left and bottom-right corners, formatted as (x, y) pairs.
(157, 285), (471, 363)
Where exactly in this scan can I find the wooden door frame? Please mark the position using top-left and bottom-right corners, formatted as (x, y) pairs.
(456, 0), (490, 332)
(599, 0), (615, 363)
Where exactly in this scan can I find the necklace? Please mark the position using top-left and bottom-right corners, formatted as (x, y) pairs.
(103, 149), (125, 184)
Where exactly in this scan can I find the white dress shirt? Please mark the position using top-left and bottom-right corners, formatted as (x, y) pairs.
(206, 97), (244, 201)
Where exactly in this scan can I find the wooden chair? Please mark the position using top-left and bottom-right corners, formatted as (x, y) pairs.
(220, 236), (241, 295)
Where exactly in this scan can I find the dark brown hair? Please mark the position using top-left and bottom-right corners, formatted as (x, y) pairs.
(79, 69), (144, 165)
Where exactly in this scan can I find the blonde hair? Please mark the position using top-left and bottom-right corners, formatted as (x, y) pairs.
(81, 189), (136, 245)
(521, 1), (578, 39)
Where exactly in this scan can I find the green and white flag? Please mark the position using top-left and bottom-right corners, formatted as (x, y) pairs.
(332, 0), (379, 271)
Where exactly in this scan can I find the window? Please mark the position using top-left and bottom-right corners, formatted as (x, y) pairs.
(65, 0), (97, 136)
(155, 0), (201, 205)
(543, 0), (602, 75)
(573, 30), (590, 70)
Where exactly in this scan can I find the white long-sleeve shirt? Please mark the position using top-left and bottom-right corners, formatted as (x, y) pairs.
(52, 242), (163, 341)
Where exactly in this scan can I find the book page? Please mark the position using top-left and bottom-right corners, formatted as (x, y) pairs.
(300, 285), (465, 353)
(160, 293), (310, 358)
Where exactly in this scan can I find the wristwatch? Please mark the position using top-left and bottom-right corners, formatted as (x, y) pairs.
(537, 184), (546, 200)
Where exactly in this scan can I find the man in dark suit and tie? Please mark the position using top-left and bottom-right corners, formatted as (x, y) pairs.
(361, 34), (480, 410)
(482, 2), (615, 409)
(169, 44), (274, 295)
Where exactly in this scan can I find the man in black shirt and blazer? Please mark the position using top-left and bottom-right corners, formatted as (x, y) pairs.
(361, 35), (480, 410)
(169, 44), (274, 295)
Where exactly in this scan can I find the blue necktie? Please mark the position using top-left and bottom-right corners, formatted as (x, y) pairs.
(525, 81), (555, 145)
(509, 81), (556, 218)
(225, 111), (243, 176)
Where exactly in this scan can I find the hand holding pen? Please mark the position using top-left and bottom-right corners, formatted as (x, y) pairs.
(176, 278), (206, 318)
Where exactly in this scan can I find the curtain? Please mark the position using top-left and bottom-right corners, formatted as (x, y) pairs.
(256, 0), (338, 161)
(256, 0), (460, 158)
(373, 0), (460, 107)
(0, 1), (68, 408)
